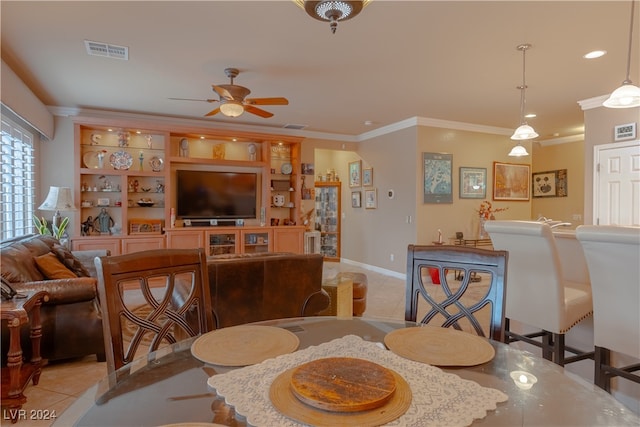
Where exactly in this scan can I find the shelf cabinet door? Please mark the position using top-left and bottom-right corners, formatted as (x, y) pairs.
(240, 229), (273, 254)
(166, 229), (204, 249)
(122, 236), (165, 254)
(71, 238), (121, 255)
(314, 182), (341, 261)
(273, 227), (304, 254)
(206, 230), (240, 256)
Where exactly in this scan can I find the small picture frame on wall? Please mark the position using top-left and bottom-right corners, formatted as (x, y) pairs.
(614, 122), (637, 141)
(365, 188), (377, 209)
(362, 168), (373, 186)
(532, 169), (568, 198)
(459, 167), (487, 199)
(349, 160), (362, 188)
(493, 162), (530, 201)
(351, 191), (362, 208)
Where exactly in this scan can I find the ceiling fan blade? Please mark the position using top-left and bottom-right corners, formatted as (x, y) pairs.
(169, 97), (218, 103)
(244, 105), (274, 118)
(212, 85), (234, 100)
(245, 97), (289, 106)
(204, 107), (221, 117)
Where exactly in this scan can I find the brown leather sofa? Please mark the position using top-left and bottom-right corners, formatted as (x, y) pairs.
(203, 252), (329, 328)
(1, 234), (106, 362)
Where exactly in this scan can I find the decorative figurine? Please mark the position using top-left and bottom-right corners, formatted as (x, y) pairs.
(94, 208), (114, 234)
(81, 216), (94, 236)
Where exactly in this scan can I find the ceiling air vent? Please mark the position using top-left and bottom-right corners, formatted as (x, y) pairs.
(84, 40), (129, 60)
(283, 124), (307, 130)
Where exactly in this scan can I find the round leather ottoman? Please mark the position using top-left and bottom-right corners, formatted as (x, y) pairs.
(336, 272), (368, 317)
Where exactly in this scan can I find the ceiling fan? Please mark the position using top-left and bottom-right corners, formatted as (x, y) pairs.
(169, 68), (288, 118)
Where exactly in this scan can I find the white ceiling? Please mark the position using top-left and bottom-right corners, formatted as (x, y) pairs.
(1, 1), (638, 141)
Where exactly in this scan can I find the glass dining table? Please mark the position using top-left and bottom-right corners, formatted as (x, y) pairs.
(54, 316), (639, 426)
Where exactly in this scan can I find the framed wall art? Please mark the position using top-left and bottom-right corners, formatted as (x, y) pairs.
(351, 191), (362, 208)
(459, 167), (487, 199)
(362, 168), (373, 186)
(348, 160), (362, 188)
(423, 152), (453, 203)
(365, 188), (377, 209)
(493, 162), (530, 201)
(532, 169), (567, 198)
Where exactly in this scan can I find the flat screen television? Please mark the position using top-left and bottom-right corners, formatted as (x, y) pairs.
(176, 170), (257, 219)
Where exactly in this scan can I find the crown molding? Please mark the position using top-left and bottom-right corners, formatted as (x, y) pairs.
(577, 94), (609, 110)
(537, 133), (584, 146)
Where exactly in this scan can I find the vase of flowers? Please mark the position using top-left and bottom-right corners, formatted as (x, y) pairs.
(476, 201), (508, 238)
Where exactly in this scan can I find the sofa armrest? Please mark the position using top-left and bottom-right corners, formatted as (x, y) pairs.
(12, 278), (98, 305)
(72, 249), (110, 278)
(302, 288), (331, 316)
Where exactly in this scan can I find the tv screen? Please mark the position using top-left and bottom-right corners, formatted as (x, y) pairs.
(176, 170), (257, 219)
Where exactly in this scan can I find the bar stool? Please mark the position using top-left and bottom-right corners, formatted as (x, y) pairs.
(485, 220), (593, 366)
(576, 225), (640, 391)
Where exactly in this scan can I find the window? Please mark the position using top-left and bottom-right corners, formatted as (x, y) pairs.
(1, 117), (35, 240)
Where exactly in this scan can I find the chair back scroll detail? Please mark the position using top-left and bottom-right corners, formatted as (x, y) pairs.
(405, 245), (508, 342)
(95, 248), (214, 376)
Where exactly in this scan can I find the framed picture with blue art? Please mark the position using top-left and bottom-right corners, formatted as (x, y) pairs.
(423, 152), (453, 203)
(459, 167), (487, 199)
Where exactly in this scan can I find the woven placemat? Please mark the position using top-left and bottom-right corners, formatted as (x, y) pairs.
(384, 326), (495, 367)
(191, 325), (299, 366)
(159, 424), (226, 427)
(269, 365), (411, 427)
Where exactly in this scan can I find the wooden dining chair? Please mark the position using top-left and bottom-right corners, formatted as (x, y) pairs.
(405, 244), (508, 341)
(95, 248), (214, 376)
(485, 220), (594, 366)
(576, 225), (640, 391)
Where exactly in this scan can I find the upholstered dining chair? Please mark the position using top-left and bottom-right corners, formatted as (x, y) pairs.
(405, 245), (508, 341)
(576, 225), (640, 391)
(485, 220), (593, 366)
(95, 248), (214, 376)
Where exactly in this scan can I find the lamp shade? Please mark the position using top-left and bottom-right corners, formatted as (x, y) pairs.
(510, 124), (538, 141)
(603, 83), (640, 108)
(38, 186), (77, 212)
(508, 144), (529, 157)
(219, 101), (245, 117)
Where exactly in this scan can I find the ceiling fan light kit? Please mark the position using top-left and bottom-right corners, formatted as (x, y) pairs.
(509, 43), (537, 156)
(604, 0), (640, 108)
(295, 0), (369, 33)
(171, 67), (288, 118)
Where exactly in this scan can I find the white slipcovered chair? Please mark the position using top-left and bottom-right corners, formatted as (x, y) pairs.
(484, 220), (593, 366)
(576, 225), (640, 391)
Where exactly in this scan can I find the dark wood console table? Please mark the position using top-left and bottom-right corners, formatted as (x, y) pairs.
(1, 290), (49, 423)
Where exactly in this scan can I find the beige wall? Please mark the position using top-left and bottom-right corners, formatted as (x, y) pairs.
(531, 140), (585, 227)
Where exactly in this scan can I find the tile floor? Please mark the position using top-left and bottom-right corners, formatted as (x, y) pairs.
(5, 261), (409, 427)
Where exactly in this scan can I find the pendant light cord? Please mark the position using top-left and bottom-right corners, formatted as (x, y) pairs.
(519, 45), (528, 125)
(624, 0), (636, 84)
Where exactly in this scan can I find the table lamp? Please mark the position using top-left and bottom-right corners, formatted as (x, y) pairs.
(38, 186), (77, 228)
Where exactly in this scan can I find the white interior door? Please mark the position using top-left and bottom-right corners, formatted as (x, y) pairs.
(593, 140), (640, 226)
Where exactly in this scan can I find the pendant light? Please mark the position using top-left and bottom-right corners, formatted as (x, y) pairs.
(604, 0), (640, 108)
(294, 1), (371, 34)
(509, 43), (536, 157)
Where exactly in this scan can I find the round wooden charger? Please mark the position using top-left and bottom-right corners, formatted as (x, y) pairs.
(384, 326), (495, 367)
(191, 325), (299, 366)
(270, 364), (411, 427)
(159, 423), (226, 427)
(290, 357), (397, 412)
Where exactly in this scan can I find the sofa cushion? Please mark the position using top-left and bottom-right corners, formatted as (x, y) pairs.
(51, 244), (91, 277)
(34, 253), (77, 279)
(1, 240), (45, 282)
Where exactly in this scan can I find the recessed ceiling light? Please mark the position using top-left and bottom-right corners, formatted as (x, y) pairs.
(525, 113), (537, 119)
(583, 50), (607, 59)
(364, 120), (373, 126)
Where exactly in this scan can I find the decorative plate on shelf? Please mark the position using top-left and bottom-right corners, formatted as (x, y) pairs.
(281, 162), (293, 175)
(83, 151), (101, 169)
(149, 156), (164, 172)
(109, 150), (133, 170)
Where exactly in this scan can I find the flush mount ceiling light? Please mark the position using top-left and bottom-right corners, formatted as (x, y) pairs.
(294, 1), (371, 34)
(509, 43), (536, 157)
(604, 0), (640, 108)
